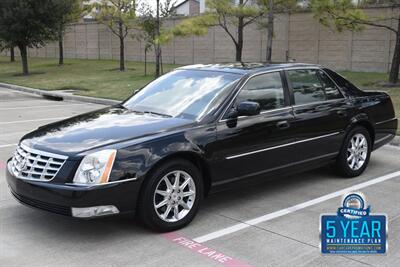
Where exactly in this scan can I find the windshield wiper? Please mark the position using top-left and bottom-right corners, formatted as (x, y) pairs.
(142, 111), (173, 118)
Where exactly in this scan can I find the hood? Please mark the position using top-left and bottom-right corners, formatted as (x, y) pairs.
(21, 106), (193, 156)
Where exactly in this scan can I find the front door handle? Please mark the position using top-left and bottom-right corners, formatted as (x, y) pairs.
(277, 120), (290, 130)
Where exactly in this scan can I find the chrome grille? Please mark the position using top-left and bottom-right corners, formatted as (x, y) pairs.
(10, 144), (68, 181)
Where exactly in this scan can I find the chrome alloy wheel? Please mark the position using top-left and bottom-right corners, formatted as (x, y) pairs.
(153, 170), (196, 223)
(347, 133), (368, 171)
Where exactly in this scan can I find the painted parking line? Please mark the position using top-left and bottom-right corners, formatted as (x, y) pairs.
(0, 103), (90, 111)
(0, 144), (17, 148)
(163, 232), (251, 267)
(193, 170), (400, 243)
(0, 117), (67, 125)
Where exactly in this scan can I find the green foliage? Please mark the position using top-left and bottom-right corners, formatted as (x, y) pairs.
(55, 0), (82, 32)
(136, 0), (176, 49)
(311, 0), (371, 32)
(0, 0), (62, 48)
(257, 0), (298, 28)
(171, 14), (216, 37)
(89, 0), (136, 38)
(172, 0), (267, 41)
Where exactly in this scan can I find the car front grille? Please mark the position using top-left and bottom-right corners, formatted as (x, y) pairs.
(10, 144), (68, 181)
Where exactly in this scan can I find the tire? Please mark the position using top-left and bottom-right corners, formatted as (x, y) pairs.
(138, 159), (203, 232)
(335, 126), (372, 178)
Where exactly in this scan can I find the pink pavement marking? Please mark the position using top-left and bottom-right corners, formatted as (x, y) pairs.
(0, 160), (6, 170)
(163, 232), (252, 267)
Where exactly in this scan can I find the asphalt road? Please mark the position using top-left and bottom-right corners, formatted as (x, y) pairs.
(1, 88), (400, 267)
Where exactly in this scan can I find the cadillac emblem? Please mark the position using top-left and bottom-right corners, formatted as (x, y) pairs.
(16, 157), (28, 173)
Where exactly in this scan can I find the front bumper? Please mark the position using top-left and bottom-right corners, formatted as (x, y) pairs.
(6, 160), (141, 218)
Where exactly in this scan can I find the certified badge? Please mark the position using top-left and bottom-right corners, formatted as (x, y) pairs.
(320, 192), (387, 254)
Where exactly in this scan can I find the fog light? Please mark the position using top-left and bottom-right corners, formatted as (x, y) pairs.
(71, 205), (119, 218)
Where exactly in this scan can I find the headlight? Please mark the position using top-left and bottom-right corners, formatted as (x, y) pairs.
(73, 149), (117, 185)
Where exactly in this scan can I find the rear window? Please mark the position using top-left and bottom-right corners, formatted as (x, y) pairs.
(323, 69), (364, 97)
(287, 69), (343, 105)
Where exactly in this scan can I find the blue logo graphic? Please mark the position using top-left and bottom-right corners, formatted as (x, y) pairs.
(320, 192), (387, 254)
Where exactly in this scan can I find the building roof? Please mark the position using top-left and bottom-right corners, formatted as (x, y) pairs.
(174, 0), (199, 9)
(178, 62), (320, 75)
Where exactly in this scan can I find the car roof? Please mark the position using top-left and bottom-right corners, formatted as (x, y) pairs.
(177, 62), (322, 75)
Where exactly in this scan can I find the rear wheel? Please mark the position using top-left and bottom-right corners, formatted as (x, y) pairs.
(138, 159), (203, 231)
(335, 126), (372, 178)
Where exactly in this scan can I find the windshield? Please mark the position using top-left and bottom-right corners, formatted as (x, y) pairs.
(123, 70), (241, 120)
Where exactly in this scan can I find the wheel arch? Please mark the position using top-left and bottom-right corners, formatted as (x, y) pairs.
(347, 114), (375, 144)
(141, 151), (212, 198)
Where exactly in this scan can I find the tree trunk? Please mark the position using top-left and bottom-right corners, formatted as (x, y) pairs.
(144, 49), (147, 76)
(155, 0), (161, 78)
(389, 19), (400, 84)
(236, 17), (244, 62)
(10, 46), (15, 62)
(161, 50), (164, 75)
(58, 29), (64, 66)
(19, 45), (29, 75)
(119, 23), (125, 72)
(266, 0), (274, 63)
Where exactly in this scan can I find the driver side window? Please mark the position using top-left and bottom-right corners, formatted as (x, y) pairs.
(235, 72), (286, 112)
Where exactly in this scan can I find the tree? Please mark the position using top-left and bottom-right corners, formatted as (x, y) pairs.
(54, 0), (81, 66)
(172, 0), (267, 62)
(311, 0), (400, 84)
(90, 0), (136, 71)
(10, 46), (15, 62)
(0, 39), (15, 62)
(260, 0), (297, 62)
(136, 0), (176, 77)
(0, 0), (61, 75)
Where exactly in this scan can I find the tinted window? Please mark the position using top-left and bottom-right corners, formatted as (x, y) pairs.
(288, 69), (343, 105)
(236, 72), (285, 112)
(323, 68), (364, 97)
(123, 70), (240, 120)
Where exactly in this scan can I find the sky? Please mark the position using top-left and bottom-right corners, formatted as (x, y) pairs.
(137, 0), (185, 11)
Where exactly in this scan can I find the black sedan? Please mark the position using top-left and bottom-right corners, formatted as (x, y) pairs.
(6, 63), (398, 231)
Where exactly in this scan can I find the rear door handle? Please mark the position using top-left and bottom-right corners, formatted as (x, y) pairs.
(277, 120), (290, 130)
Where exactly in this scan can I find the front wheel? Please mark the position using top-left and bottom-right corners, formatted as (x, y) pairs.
(335, 126), (372, 178)
(138, 159), (203, 231)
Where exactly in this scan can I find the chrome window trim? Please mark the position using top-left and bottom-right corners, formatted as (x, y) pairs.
(291, 98), (346, 109)
(286, 67), (345, 106)
(218, 69), (285, 122)
(219, 106), (293, 123)
(225, 131), (341, 160)
(218, 66), (348, 123)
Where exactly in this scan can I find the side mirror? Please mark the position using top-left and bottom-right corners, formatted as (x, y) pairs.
(237, 101), (261, 117)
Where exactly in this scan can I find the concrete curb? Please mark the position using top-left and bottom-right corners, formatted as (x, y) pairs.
(0, 82), (120, 106)
(1, 82), (399, 147)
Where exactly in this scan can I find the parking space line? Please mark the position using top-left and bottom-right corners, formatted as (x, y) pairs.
(193, 170), (400, 243)
(0, 144), (17, 148)
(0, 117), (67, 125)
(0, 103), (90, 111)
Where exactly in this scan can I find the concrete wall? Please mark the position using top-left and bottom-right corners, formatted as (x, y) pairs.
(3, 7), (399, 73)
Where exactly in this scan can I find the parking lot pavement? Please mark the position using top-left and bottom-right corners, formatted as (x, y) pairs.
(1, 87), (400, 266)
